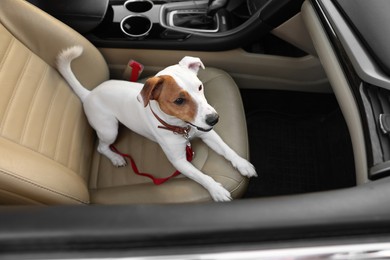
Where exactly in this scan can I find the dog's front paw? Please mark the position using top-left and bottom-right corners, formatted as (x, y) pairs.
(233, 157), (257, 178)
(110, 154), (127, 167)
(209, 183), (232, 202)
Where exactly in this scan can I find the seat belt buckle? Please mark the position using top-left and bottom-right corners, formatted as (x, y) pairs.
(123, 60), (144, 82)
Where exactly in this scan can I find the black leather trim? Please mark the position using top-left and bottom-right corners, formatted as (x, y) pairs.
(333, 0), (390, 77)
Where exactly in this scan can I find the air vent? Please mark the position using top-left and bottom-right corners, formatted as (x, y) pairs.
(362, 84), (390, 179)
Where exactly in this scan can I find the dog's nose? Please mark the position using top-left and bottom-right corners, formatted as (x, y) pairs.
(206, 113), (219, 126)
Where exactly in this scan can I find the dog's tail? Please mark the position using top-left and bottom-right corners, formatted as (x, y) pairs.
(57, 45), (90, 102)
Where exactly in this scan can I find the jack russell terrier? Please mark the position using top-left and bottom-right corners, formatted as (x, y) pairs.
(57, 46), (257, 202)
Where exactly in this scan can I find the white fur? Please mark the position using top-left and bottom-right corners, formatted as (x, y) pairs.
(57, 46), (257, 202)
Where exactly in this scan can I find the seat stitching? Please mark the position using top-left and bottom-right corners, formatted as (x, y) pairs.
(38, 80), (61, 152)
(0, 50), (32, 135)
(0, 35), (14, 71)
(209, 173), (243, 183)
(92, 140), (102, 189)
(20, 64), (49, 144)
(0, 37), (15, 129)
(67, 103), (83, 169)
(0, 168), (89, 204)
(229, 177), (246, 193)
(54, 91), (72, 161)
(79, 114), (95, 184)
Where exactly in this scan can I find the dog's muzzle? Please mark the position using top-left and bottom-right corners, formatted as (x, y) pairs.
(187, 113), (219, 132)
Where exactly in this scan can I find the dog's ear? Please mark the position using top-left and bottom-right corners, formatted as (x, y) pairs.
(137, 76), (164, 107)
(179, 56), (205, 74)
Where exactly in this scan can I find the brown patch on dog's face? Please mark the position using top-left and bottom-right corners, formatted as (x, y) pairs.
(157, 75), (198, 123)
(140, 75), (197, 123)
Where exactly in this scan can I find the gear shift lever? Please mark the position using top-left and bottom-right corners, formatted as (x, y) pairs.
(168, 0), (229, 33)
(207, 0), (228, 17)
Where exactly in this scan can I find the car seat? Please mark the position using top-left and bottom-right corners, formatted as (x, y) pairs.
(0, 0), (250, 204)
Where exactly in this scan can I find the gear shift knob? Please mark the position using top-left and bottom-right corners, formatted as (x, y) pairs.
(207, 0), (228, 16)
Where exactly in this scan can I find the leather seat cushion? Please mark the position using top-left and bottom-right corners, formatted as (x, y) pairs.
(0, 0), (109, 204)
(0, 0), (250, 205)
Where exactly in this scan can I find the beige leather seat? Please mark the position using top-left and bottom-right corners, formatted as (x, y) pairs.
(0, 0), (250, 204)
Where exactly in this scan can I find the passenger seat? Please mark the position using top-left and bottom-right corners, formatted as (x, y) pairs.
(0, 0), (250, 204)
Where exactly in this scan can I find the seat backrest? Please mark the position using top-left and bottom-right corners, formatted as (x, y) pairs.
(0, 0), (109, 204)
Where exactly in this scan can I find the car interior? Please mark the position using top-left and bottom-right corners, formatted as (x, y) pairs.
(1, 0), (390, 258)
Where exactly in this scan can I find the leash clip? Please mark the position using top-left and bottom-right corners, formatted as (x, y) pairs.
(172, 127), (190, 140)
(182, 125), (193, 140)
(183, 129), (189, 139)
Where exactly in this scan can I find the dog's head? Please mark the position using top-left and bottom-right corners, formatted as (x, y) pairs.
(137, 56), (219, 132)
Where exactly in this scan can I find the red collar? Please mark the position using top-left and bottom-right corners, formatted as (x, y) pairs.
(149, 106), (191, 138)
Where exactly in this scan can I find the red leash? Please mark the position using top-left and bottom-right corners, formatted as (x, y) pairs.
(110, 144), (193, 185)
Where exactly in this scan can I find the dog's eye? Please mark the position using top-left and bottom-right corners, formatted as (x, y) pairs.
(199, 85), (203, 91)
(174, 98), (185, 105)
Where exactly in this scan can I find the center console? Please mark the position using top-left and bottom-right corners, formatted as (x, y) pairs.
(114, 0), (226, 38)
(161, 1), (222, 34)
(28, 0), (303, 51)
(93, 0), (253, 44)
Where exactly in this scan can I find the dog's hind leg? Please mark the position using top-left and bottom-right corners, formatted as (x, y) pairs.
(93, 116), (127, 167)
(84, 99), (127, 167)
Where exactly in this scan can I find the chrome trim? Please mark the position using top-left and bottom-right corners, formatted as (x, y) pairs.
(159, 0), (209, 29)
(379, 114), (390, 134)
(167, 9), (219, 33)
(112, 3), (160, 23)
(82, 242), (390, 260)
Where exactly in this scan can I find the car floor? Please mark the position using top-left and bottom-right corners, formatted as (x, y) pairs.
(241, 89), (356, 198)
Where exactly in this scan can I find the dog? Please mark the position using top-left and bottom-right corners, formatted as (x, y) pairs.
(57, 46), (257, 202)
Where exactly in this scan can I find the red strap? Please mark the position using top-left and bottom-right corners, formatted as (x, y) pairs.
(129, 60), (143, 82)
(110, 144), (193, 185)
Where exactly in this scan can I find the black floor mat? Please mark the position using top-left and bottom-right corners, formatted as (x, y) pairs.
(241, 90), (356, 198)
